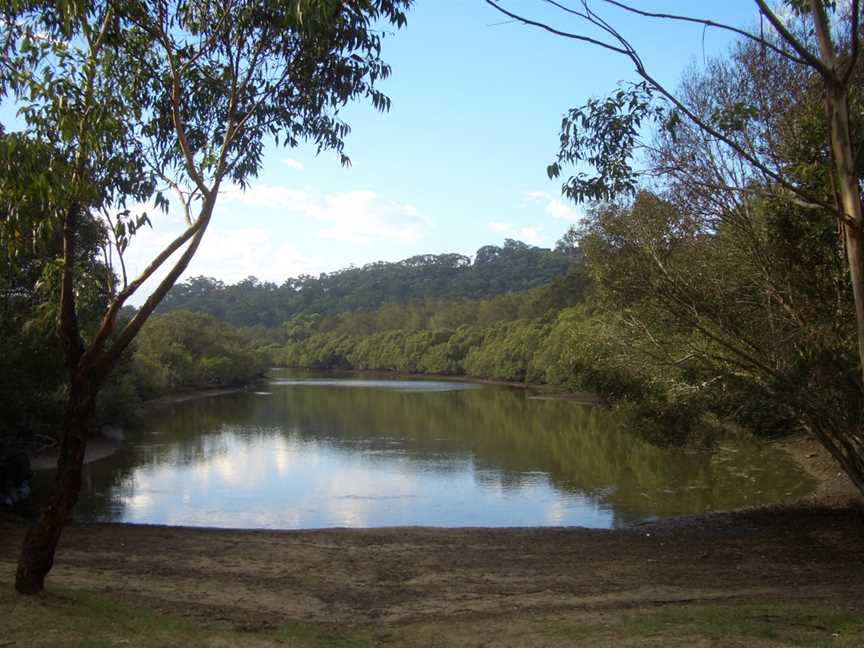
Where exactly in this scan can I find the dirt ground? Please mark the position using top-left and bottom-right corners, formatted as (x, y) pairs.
(1, 436), (863, 644)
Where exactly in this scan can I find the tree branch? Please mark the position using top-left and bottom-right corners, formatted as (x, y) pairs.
(587, 0), (810, 65)
(96, 193), (218, 378)
(484, 0), (629, 56)
(841, 0), (860, 85)
(485, 0), (845, 221)
(754, 0), (832, 77)
(58, 202), (85, 374)
(151, 18), (212, 198)
(80, 214), (205, 371)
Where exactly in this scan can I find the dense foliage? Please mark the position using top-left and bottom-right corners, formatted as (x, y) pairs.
(155, 239), (574, 326)
(133, 310), (268, 399)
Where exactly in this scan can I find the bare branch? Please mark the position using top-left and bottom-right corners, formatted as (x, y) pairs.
(591, 0), (811, 65)
(754, 0), (831, 77)
(485, 0), (844, 220)
(484, 0), (629, 55)
(841, 0), (860, 85)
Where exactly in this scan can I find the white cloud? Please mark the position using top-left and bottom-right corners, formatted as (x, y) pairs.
(524, 190), (582, 223)
(519, 226), (543, 244)
(544, 198), (580, 221)
(312, 191), (428, 243)
(194, 227), (319, 283)
(488, 221), (545, 245)
(524, 190), (551, 201)
(221, 183), (307, 210)
(223, 183), (429, 245)
(282, 158), (305, 171)
(114, 181), (427, 305)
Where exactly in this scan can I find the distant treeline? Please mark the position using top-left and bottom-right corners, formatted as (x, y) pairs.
(264, 267), (595, 381)
(256, 258), (688, 442)
(154, 239), (575, 327)
(1, 237), (574, 445)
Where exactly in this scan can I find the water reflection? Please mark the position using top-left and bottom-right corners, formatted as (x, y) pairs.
(33, 370), (815, 529)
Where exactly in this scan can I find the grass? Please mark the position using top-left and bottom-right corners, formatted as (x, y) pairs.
(0, 586), (374, 648)
(548, 602), (864, 647)
(2, 584), (863, 647)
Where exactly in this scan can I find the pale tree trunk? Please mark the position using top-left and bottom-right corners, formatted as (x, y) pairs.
(823, 87), (864, 493)
(826, 85), (864, 389)
(808, 0), (864, 386)
(810, 0), (864, 491)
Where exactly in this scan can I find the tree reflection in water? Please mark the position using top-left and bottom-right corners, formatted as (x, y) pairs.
(32, 371), (814, 529)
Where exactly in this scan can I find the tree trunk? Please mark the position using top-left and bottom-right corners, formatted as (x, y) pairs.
(843, 220), (864, 387)
(827, 84), (864, 390)
(14, 378), (94, 594)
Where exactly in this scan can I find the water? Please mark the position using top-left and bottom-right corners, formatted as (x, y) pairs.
(36, 370), (814, 529)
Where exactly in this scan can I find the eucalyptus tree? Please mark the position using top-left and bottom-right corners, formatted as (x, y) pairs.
(1, 0), (410, 594)
(485, 0), (864, 493)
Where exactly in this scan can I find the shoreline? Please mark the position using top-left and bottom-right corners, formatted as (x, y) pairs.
(26, 371), (860, 510)
(7, 378), (862, 639)
(2, 503), (863, 637)
(273, 365), (603, 403)
(773, 434), (862, 508)
(27, 385), (252, 471)
(140, 384), (250, 411)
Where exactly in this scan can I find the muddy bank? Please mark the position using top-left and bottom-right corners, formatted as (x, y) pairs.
(775, 435), (862, 508)
(1, 505), (863, 632)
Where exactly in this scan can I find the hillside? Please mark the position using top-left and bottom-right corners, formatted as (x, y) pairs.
(155, 239), (575, 327)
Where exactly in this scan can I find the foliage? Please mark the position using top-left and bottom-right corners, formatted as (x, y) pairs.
(155, 239), (574, 327)
(481, 0), (864, 489)
(133, 310), (268, 397)
(3, 0), (413, 594)
(547, 81), (666, 203)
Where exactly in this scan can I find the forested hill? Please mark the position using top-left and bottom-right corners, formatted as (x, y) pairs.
(157, 239), (575, 327)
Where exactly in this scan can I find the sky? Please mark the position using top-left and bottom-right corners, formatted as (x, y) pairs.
(3, 1), (766, 304)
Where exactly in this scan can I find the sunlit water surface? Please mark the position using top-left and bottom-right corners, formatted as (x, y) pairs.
(34, 370), (814, 529)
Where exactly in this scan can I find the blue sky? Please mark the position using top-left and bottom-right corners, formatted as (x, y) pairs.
(3, 1), (765, 302)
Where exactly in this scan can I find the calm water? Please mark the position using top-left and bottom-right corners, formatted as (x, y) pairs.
(36, 370), (814, 529)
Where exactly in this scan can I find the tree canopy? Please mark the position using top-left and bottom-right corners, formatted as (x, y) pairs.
(154, 240), (574, 326)
(2, 0), (411, 594)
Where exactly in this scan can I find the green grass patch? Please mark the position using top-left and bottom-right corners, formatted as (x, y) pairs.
(3, 584), (863, 648)
(0, 585), (374, 648)
(548, 602), (864, 647)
